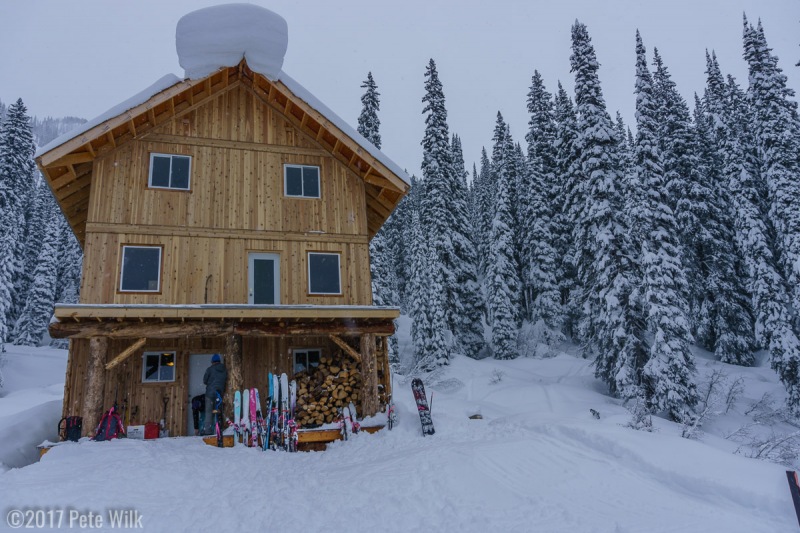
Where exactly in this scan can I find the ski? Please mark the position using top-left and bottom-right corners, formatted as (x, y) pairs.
(411, 378), (435, 436)
(338, 406), (349, 441)
(288, 379), (298, 452)
(348, 401), (361, 434)
(386, 393), (397, 431)
(270, 374), (279, 450)
(280, 373), (289, 451)
(264, 373), (273, 450)
(213, 392), (223, 448)
(233, 390), (242, 446)
(241, 388), (251, 447)
(254, 388), (265, 449)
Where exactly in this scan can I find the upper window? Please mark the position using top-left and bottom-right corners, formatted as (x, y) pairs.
(149, 153), (191, 190)
(120, 245), (162, 292)
(308, 252), (341, 295)
(142, 351), (176, 383)
(293, 348), (321, 374)
(284, 164), (320, 198)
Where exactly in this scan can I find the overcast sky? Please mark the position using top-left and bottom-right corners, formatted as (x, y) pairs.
(2, 0), (798, 177)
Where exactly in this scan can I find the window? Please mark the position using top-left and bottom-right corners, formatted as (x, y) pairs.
(284, 164), (320, 198)
(308, 252), (341, 295)
(142, 351), (176, 383)
(294, 349), (321, 374)
(120, 245), (162, 292)
(149, 153), (191, 190)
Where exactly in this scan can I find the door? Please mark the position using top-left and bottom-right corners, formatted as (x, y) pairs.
(248, 252), (280, 304)
(187, 353), (214, 435)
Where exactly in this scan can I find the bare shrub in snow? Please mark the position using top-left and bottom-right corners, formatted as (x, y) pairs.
(624, 398), (654, 432)
(489, 368), (505, 385)
(724, 377), (745, 414)
(681, 370), (728, 439)
(740, 431), (800, 469)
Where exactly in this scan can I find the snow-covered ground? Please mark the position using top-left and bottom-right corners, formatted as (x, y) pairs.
(1, 339), (799, 532)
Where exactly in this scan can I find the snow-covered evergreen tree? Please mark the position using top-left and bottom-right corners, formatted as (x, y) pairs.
(474, 147), (494, 280)
(522, 71), (564, 349)
(570, 21), (647, 398)
(743, 18), (800, 322)
(633, 32), (697, 421)
(12, 191), (60, 346)
(408, 208), (449, 371)
(486, 119), (521, 359)
(553, 82), (583, 340)
(449, 134), (486, 357)
(0, 99), (36, 349)
(357, 72), (381, 149)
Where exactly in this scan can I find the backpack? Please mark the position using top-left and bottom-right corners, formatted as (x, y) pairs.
(93, 407), (126, 441)
(58, 416), (82, 442)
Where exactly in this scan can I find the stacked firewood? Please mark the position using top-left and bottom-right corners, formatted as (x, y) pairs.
(295, 352), (361, 427)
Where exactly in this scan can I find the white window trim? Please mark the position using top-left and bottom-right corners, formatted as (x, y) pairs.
(247, 252), (281, 304)
(141, 351), (177, 383)
(148, 153), (192, 190)
(307, 252), (342, 295)
(283, 164), (321, 198)
(120, 245), (162, 293)
(293, 348), (322, 374)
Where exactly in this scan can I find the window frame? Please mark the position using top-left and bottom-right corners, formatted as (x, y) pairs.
(293, 348), (322, 375)
(148, 153), (192, 191)
(283, 164), (321, 199)
(119, 244), (164, 294)
(307, 251), (342, 296)
(141, 351), (177, 383)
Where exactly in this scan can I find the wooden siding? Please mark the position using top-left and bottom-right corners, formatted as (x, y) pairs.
(80, 233), (371, 305)
(63, 335), (391, 437)
(79, 83), (374, 306)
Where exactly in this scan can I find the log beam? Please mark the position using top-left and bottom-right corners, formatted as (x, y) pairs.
(224, 334), (243, 424)
(104, 338), (146, 370)
(360, 334), (379, 417)
(50, 319), (395, 339)
(83, 337), (108, 436)
(329, 334), (361, 363)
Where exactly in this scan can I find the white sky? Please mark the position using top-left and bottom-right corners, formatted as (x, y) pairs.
(1, 0), (798, 177)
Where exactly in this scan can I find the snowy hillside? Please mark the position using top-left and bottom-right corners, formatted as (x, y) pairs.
(1, 339), (798, 532)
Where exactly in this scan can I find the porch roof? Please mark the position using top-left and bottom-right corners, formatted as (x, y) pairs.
(50, 304), (400, 339)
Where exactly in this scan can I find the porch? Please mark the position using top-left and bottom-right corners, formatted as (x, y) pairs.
(49, 304), (398, 439)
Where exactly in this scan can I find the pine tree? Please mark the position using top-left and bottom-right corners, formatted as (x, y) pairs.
(419, 59), (455, 348)
(522, 71), (564, 349)
(474, 147), (494, 279)
(633, 32), (697, 421)
(449, 134), (486, 357)
(0, 99), (36, 349)
(570, 21), (647, 398)
(12, 191), (60, 346)
(486, 119), (521, 359)
(408, 208), (449, 371)
(743, 18), (800, 322)
(553, 82), (583, 340)
(357, 72), (381, 148)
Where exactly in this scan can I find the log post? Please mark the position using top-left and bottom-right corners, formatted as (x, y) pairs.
(360, 333), (378, 417)
(224, 333), (243, 423)
(82, 336), (108, 436)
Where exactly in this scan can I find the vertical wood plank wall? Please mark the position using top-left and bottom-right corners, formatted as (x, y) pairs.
(64, 335), (391, 436)
(80, 83), (373, 306)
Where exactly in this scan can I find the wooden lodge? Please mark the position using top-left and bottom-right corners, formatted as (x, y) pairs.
(36, 60), (409, 439)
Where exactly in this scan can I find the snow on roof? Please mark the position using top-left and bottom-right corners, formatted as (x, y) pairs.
(176, 3), (288, 80)
(35, 74), (182, 158)
(35, 4), (410, 185)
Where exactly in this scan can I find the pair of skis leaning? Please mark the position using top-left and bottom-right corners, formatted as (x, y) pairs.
(232, 372), (297, 452)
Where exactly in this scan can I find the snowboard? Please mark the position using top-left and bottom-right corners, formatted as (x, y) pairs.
(254, 388), (264, 449)
(233, 390), (242, 446)
(241, 388), (251, 446)
(411, 378), (435, 436)
(288, 380), (298, 452)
